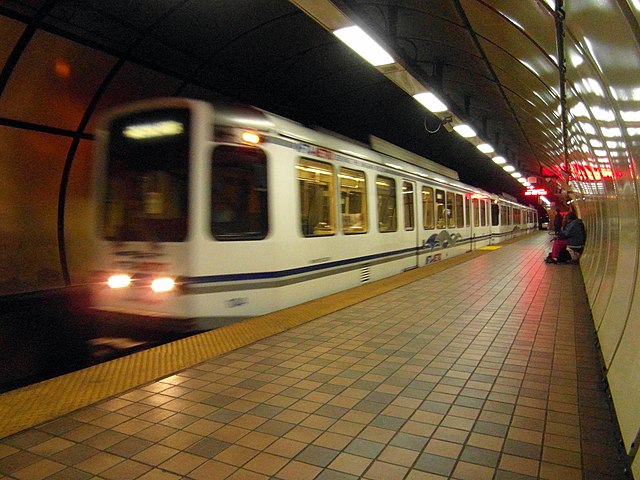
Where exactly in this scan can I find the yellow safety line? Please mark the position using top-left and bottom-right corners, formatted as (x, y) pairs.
(0, 233), (535, 439)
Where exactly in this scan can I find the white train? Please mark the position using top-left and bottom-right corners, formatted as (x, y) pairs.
(90, 98), (537, 332)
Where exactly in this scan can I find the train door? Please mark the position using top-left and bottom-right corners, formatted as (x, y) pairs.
(435, 189), (446, 229)
(464, 194), (472, 251)
(491, 202), (500, 227)
(402, 181), (419, 267)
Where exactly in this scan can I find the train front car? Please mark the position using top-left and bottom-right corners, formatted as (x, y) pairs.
(90, 97), (537, 334)
(91, 99), (212, 332)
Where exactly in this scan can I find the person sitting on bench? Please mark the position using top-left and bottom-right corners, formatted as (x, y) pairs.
(545, 211), (586, 264)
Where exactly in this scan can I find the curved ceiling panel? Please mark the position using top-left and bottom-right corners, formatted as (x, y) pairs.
(1, 0), (638, 201)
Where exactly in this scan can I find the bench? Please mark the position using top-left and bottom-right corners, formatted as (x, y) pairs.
(567, 245), (584, 261)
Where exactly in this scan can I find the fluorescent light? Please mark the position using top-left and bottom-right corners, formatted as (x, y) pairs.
(492, 156), (506, 164)
(503, 165), (516, 172)
(518, 178), (527, 183)
(333, 26), (394, 66)
(413, 92), (448, 113)
(511, 172), (522, 178)
(476, 143), (494, 153)
(453, 124), (476, 138)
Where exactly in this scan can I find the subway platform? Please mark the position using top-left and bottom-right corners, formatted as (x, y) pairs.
(0, 232), (629, 480)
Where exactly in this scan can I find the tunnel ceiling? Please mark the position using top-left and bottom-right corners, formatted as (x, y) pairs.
(2, 0), (638, 202)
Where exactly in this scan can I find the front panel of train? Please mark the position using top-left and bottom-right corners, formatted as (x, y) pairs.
(91, 102), (198, 330)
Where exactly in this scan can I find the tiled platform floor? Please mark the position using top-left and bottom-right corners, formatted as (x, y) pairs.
(0, 233), (629, 479)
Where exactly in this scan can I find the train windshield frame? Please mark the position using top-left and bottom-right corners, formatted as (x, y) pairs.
(101, 108), (190, 242)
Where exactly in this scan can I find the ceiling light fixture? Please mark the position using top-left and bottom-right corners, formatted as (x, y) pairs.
(476, 143), (494, 153)
(453, 124), (476, 138)
(333, 26), (394, 66)
(413, 92), (448, 113)
(492, 156), (507, 164)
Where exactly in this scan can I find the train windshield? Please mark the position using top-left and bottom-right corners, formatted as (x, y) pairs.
(101, 108), (190, 242)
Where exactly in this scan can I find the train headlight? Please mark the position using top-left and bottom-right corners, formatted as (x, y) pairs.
(151, 277), (175, 293)
(107, 274), (132, 289)
(241, 131), (261, 144)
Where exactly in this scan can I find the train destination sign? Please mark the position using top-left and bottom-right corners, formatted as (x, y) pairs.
(524, 188), (548, 196)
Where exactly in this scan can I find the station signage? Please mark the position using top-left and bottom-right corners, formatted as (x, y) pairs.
(524, 188), (548, 196)
(123, 120), (184, 139)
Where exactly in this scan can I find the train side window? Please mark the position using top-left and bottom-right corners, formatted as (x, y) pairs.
(211, 146), (268, 240)
(456, 193), (464, 228)
(298, 158), (336, 236)
(422, 186), (435, 229)
(435, 189), (446, 229)
(472, 199), (480, 227)
(339, 167), (367, 234)
(403, 182), (415, 231)
(481, 200), (487, 226)
(446, 191), (456, 228)
(377, 175), (397, 232)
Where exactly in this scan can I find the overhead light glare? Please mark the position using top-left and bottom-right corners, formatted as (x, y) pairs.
(453, 124), (476, 138)
(413, 92), (448, 113)
(503, 165), (516, 172)
(477, 143), (494, 153)
(492, 156), (507, 164)
(333, 26), (394, 66)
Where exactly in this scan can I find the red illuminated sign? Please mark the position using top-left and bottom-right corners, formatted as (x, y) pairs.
(524, 188), (548, 196)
